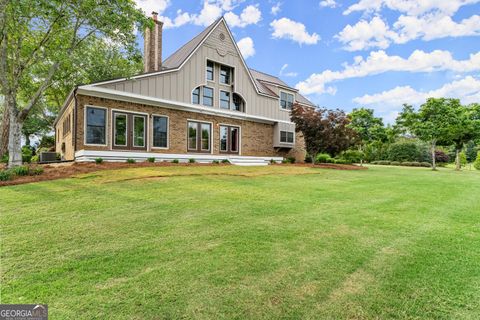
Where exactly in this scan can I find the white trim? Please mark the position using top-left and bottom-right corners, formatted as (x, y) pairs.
(187, 119), (214, 154)
(84, 105), (108, 147)
(151, 114), (169, 150)
(279, 130), (295, 145)
(77, 85), (290, 125)
(74, 149), (283, 165)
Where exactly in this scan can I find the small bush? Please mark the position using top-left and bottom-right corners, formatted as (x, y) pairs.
(0, 170), (13, 181)
(316, 153), (331, 163)
(402, 161), (414, 166)
(212, 160), (220, 164)
(126, 158), (136, 164)
(172, 159), (179, 164)
(334, 159), (351, 165)
(31, 155), (39, 163)
(12, 165), (30, 176)
(474, 154), (480, 170)
(1, 153), (9, 164)
(390, 161), (401, 166)
(95, 158), (104, 164)
(340, 149), (363, 163)
(270, 159), (276, 164)
(435, 150), (450, 163)
(22, 146), (34, 163)
(31, 166), (44, 175)
(147, 157), (155, 163)
(188, 158), (196, 163)
(282, 159), (289, 164)
(287, 157), (296, 164)
(221, 159), (230, 164)
(421, 162), (432, 168)
(374, 160), (391, 165)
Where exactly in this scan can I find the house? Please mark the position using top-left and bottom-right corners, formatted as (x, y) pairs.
(53, 13), (315, 165)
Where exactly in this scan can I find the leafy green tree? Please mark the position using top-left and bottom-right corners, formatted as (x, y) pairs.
(0, 0), (149, 167)
(348, 108), (387, 164)
(474, 154), (480, 170)
(398, 98), (460, 170)
(465, 141), (477, 163)
(449, 103), (480, 170)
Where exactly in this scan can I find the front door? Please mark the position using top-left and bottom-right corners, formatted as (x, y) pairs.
(112, 112), (147, 151)
(220, 125), (239, 154)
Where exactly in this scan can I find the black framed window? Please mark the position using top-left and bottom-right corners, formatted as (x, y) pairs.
(280, 92), (294, 110)
(153, 116), (168, 148)
(86, 107), (106, 145)
(203, 87), (213, 107)
(220, 65), (231, 84)
(206, 61), (214, 81)
(233, 93), (245, 112)
(220, 91), (230, 109)
(192, 87), (200, 104)
(280, 131), (294, 143)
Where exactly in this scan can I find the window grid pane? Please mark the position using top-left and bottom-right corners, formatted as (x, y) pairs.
(153, 116), (168, 148)
(220, 126), (228, 151)
(203, 87), (213, 107)
(188, 122), (197, 150)
(220, 91), (230, 109)
(114, 114), (127, 146)
(201, 123), (211, 151)
(86, 107), (106, 145)
(133, 116), (145, 147)
(220, 66), (230, 84)
(206, 61), (214, 81)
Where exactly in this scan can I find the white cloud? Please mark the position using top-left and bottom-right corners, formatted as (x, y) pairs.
(337, 13), (480, 51)
(271, 2), (281, 15)
(224, 5), (261, 28)
(344, 0), (480, 16)
(135, 0), (170, 15)
(320, 0), (337, 8)
(237, 37), (255, 59)
(353, 76), (480, 107)
(296, 50), (480, 95)
(270, 18), (320, 45)
(279, 64), (298, 77)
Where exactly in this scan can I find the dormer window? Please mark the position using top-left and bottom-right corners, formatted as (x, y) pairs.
(220, 65), (232, 84)
(192, 86), (213, 107)
(206, 61), (214, 81)
(280, 92), (294, 110)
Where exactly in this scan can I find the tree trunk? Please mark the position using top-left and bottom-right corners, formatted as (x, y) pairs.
(0, 105), (8, 159)
(431, 141), (436, 171)
(7, 96), (22, 168)
(455, 149), (461, 171)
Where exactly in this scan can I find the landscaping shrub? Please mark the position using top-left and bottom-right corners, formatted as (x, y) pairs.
(22, 146), (34, 163)
(459, 152), (468, 167)
(31, 166), (44, 175)
(282, 159), (289, 164)
(474, 154), (480, 170)
(221, 159), (230, 164)
(212, 160), (219, 164)
(126, 159), (136, 164)
(435, 150), (450, 163)
(31, 155), (39, 163)
(287, 157), (296, 164)
(316, 153), (331, 163)
(95, 158), (104, 164)
(12, 165), (30, 176)
(325, 158), (335, 163)
(465, 141), (477, 163)
(334, 159), (351, 165)
(390, 161), (401, 166)
(340, 149), (363, 163)
(373, 160), (391, 165)
(270, 159), (276, 164)
(172, 159), (179, 164)
(188, 158), (196, 163)
(421, 162), (432, 168)
(0, 169), (13, 181)
(147, 157), (155, 163)
(1, 153), (8, 164)
(388, 142), (426, 162)
(304, 155), (312, 163)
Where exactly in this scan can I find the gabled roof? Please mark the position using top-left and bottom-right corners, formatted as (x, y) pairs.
(162, 17), (222, 70)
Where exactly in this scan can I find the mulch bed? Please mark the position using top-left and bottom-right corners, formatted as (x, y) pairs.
(0, 162), (366, 187)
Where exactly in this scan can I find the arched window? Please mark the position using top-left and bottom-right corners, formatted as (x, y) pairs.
(233, 93), (245, 112)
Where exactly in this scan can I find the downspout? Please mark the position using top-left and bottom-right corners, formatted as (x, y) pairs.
(73, 86), (78, 158)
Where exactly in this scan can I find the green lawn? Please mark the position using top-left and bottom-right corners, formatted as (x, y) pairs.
(1, 165), (480, 319)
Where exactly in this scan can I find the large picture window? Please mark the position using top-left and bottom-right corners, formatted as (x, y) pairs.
(86, 107), (106, 145)
(280, 92), (294, 110)
(220, 91), (230, 109)
(188, 121), (211, 153)
(153, 116), (168, 148)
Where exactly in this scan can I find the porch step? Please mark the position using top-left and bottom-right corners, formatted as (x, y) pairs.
(228, 157), (270, 166)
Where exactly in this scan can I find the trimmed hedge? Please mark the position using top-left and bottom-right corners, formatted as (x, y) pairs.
(0, 165), (44, 182)
(371, 161), (431, 168)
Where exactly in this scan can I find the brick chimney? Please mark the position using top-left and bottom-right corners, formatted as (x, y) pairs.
(144, 12), (163, 73)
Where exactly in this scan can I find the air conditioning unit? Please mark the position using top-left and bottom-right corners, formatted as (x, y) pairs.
(39, 152), (57, 163)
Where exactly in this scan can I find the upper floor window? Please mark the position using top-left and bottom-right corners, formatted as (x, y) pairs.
(233, 93), (245, 112)
(220, 65), (232, 84)
(206, 61), (214, 81)
(192, 87), (200, 104)
(85, 106), (106, 145)
(220, 91), (230, 109)
(203, 87), (214, 107)
(280, 92), (294, 110)
(280, 131), (294, 143)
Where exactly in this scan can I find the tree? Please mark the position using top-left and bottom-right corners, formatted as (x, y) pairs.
(348, 108), (387, 164)
(291, 104), (358, 164)
(0, 0), (149, 167)
(465, 141), (477, 163)
(398, 98), (460, 170)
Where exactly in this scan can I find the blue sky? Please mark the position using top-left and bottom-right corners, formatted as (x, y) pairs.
(134, 0), (480, 123)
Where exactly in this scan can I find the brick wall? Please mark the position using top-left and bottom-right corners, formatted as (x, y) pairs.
(72, 94), (306, 160)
